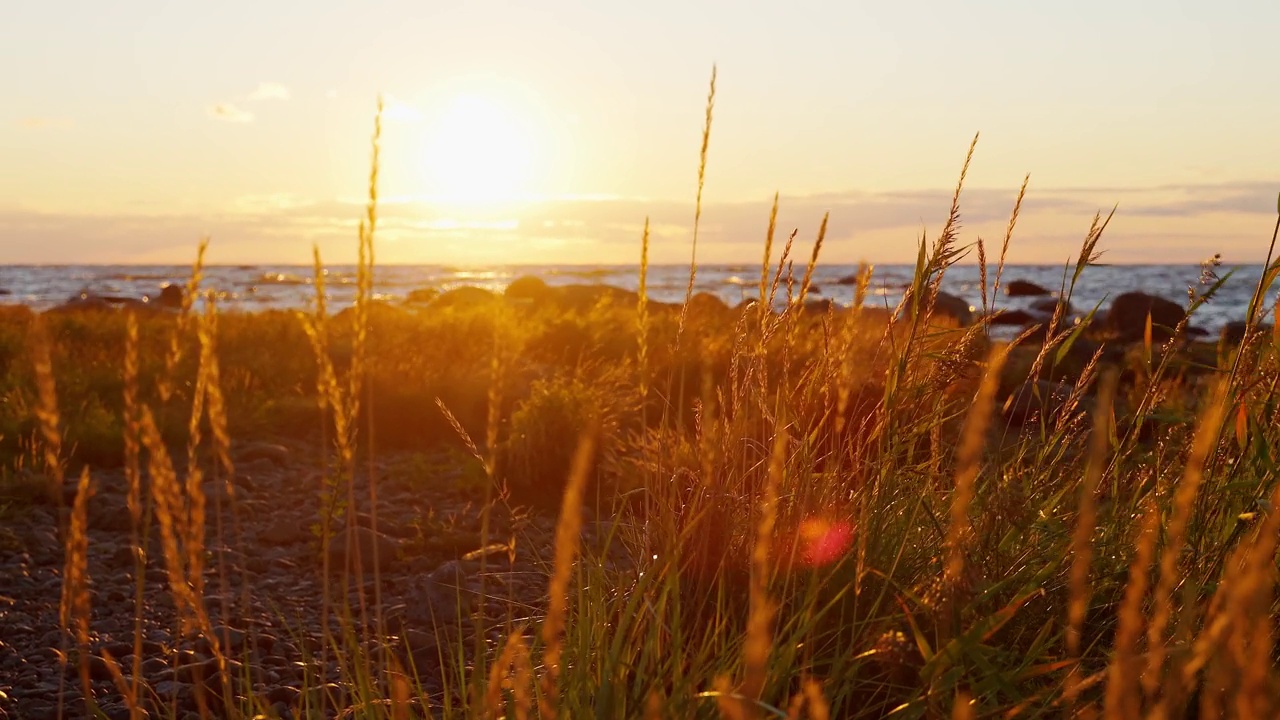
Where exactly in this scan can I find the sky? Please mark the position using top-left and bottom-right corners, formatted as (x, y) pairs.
(2, 0), (1279, 266)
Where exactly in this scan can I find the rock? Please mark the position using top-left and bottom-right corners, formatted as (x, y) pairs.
(404, 287), (439, 305)
(427, 286), (498, 311)
(932, 292), (973, 326)
(801, 298), (838, 314)
(201, 626), (246, 652)
(237, 442), (290, 466)
(259, 523), (304, 546)
(986, 309), (1037, 326)
(1220, 320), (1273, 346)
(685, 292), (729, 318)
(49, 293), (154, 314)
(266, 685), (300, 705)
(555, 284), (638, 313)
(1030, 297), (1067, 315)
(326, 526), (400, 574)
(101, 702), (146, 720)
(1005, 280), (1052, 297)
(1102, 292), (1185, 341)
(157, 284), (185, 310)
(504, 276), (553, 303)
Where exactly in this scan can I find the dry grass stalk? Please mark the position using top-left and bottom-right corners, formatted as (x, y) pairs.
(785, 689), (807, 720)
(797, 213), (829, 306)
(741, 421), (788, 712)
(184, 301), (212, 602)
(713, 674), (749, 720)
(977, 237), (989, 316)
(921, 132), (979, 324)
(435, 397), (485, 466)
(1183, 458), (1280, 715)
(389, 659), (411, 720)
(1102, 499), (1160, 719)
(1064, 371), (1117, 708)
(60, 466), (93, 711)
(646, 689), (665, 720)
(677, 64), (717, 340)
(943, 344), (1009, 594)
(991, 174), (1030, 300)
(484, 631), (523, 719)
(138, 407), (205, 637)
(123, 312), (147, 715)
(539, 430), (599, 718)
(30, 316), (63, 507)
(509, 629), (534, 720)
(638, 217), (651, 401)
(760, 193), (781, 308)
(767, 230), (798, 325)
(802, 678), (830, 720)
(951, 691), (975, 720)
(160, 238), (207, 404)
(1144, 380), (1229, 698)
(98, 649), (143, 719)
(123, 313), (143, 521)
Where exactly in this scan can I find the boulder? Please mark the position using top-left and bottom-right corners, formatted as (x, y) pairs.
(326, 526), (401, 573)
(404, 287), (439, 305)
(1220, 320), (1274, 346)
(801, 298), (839, 314)
(1030, 297), (1068, 315)
(685, 292), (730, 319)
(426, 286), (498, 311)
(157, 283), (185, 309)
(932, 292), (973, 326)
(1005, 280), (1052, 297)
(1102, 292), (1185, 341)
(52, 292), (153, 313)
(557, 284), (639, 313)
(237, 441), (290, 465)
(986, 309), (1037, 326)
(504, 275), (553, 303)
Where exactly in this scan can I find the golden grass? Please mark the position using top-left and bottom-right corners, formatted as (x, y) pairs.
(538, 430), (598, 718)
(5, 86), (1278, 720)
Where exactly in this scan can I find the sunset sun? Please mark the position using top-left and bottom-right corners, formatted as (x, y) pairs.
(420, 92), (537, 204)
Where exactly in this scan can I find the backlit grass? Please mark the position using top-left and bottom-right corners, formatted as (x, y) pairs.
(3, 74), (1280, 719)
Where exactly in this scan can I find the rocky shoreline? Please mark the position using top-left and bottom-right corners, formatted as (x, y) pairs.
(0, 440), (620, 720)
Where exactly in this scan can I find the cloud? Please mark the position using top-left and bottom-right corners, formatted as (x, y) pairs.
(3, 181), (1277, 265)
(208, 103), (254, 123)
(247, 82), (291, 101)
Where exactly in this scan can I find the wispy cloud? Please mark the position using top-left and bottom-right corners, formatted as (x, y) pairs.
(3, 182), (1276, 264)
(247, 82), (290, 101)
(208, 103), (254, 123)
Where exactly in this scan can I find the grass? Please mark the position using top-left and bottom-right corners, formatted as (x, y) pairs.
(2, 74), (1280, 719)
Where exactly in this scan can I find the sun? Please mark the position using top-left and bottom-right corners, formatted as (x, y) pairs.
(421, 93), (536, 204)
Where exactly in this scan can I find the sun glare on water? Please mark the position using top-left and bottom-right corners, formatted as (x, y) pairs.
(420, 92), (538, 205)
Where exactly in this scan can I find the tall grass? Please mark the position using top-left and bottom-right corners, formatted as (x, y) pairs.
(3, 74), (1276, 720)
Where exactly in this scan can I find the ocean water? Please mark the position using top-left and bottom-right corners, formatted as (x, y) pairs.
(0, 263), (1275, 335)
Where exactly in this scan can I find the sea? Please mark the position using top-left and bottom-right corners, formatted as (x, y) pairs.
(0, 263), (1275, 336)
